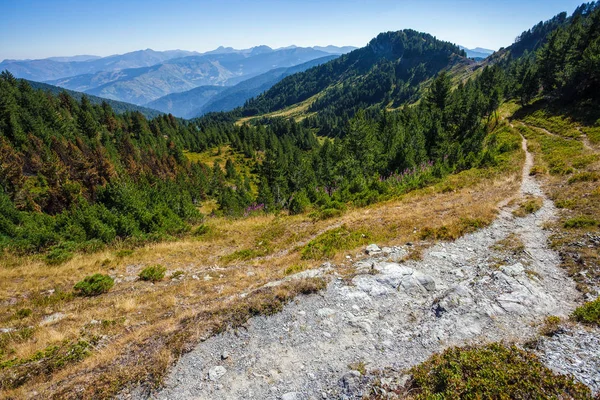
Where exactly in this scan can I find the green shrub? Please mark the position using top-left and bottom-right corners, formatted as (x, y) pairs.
(309, 208), (343, 221)
(14, 308), (32, 319)
(513, 197), (543, 217)
(44, 243), (75, 265)
(567, 171), (599, 184)
(73, 274), (114, 296)
(555, 199), (577, 209)
(289, 190), (310, 215)
(115, 249), (134, 258)
(540, 315), (561, 336)
(138, 265), (166, 282)
(405, 343), (591, 399)
(171, 270), (184, 279)
(573, 298), (600, 325)
(192, 224), (210, 236)
(564, 215), (599, 228)
(529, 165), (546, 176)
(301, 225), (370, 260)
(284, 264), (307, 275)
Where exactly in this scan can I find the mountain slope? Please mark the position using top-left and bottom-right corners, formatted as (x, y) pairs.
(197, 55), (339, 117)
(25, 79), (163, 118)
(240, 29), (472, 134)
(146, 55), (339, 118)
(144, 85), (228, 118)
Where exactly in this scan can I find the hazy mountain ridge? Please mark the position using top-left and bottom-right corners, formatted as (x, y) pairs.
(0, 49), (200, 81)
(459, 45), (495, 59)
(20, 47), (351, 105)
(146, 55), (339, 118)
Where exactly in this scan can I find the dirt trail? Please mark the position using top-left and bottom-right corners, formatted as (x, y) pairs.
(129, 137), (597, 399)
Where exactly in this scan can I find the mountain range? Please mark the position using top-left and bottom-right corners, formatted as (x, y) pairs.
(145, 55), (339, 118)
(459, 46), (495, 59)
(0, 46), (356, 107)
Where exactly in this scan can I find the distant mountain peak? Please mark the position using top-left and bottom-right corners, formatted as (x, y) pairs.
(458, 45), (495, 59)
(250, 45), (274, 55)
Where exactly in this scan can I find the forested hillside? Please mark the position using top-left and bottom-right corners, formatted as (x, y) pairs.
(2, 2), (599, 257)
(26, 80), (163, 119)
(0, 72), (208, 255)
(240, 30), (471, 135)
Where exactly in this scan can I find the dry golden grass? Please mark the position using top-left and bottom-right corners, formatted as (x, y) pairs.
(0, 124), (525, 399)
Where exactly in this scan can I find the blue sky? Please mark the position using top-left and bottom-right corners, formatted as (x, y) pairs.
(0, 0), (587, 60)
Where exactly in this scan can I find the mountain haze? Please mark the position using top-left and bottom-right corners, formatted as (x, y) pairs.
(44, 47), (337, 105)
(146, 55), (339, 118)
(0, 49), (199, 81)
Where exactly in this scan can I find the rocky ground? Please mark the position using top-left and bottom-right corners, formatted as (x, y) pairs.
(125, 136), (599, 399)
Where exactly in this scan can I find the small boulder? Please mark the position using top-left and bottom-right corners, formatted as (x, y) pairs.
(208, 366), (227, 381)
(281, 392), (301, 400)
(501, 262), (525, 277)
(365, 244), (381, 255)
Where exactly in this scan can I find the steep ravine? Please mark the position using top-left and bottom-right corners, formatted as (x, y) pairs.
(128, 136), (598, 399)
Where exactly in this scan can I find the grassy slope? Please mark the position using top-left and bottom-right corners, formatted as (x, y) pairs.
(0, 119), (524, 398)
(513, 102), (600, 296)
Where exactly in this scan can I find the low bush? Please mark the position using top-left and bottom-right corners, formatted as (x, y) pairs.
(138, 265), (166, 282)
(567, 171), (599, 184)
(44, 243), (75, 265)
(192, 224), (210, 236)
(284, 264), (307, 275)
(564, 215), (599, 228)
(403, 343), (590, 399)
(14, 308), (32, 319)
(301, 225), (370, 260)
(170, 270), (184, 279)
(573, 298), (600, 326)
(540, 315), (562, 336)
(513, 197), (543, 217)
(73, 274), (114, 296)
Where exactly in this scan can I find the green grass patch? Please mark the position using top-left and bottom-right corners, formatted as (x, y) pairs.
(563, 216), (599, 229)
(138, 265), (166, 282)
(568, 171), (599, 184)
(555, 199), (578, 209)
(582, 125), (600, 145)
(73, 274), (114, 296)
(115, 249), (134, 258)
(513, 196), (543, 217)
(221, 247), (270, 263)
(301, 225), (371, 260)
(404, 343), (591, 399)
(420, 217), (489, 241)
(518, 124), (583, 176)
(0, 339), (94, 390)
(14, 308), (32, 319)
(573, 298), (600, 326)
(522, 109), (581, 138)
(284, 264), (307, 275)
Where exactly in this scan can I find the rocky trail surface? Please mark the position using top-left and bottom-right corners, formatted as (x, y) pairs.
(130, 136), (599, 399)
